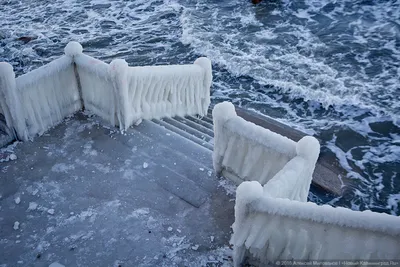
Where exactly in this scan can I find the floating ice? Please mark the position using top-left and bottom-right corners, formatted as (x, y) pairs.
(15, 197), (20, 204)
(143, 162), (149, 169)
(13, 221), (19, 230)
(47, 209), (55, 215)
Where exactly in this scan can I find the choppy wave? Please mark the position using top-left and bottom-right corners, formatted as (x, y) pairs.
(0, 0), (399, 214)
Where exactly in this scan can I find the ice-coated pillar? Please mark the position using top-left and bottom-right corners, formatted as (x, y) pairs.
(212, 101), (237, 175)
(194, 57), (212, 115)
(0, 62), (26, 140)
(109, 59), (130, 130)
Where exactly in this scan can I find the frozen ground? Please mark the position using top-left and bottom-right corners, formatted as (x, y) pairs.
(0, 112), (236, 267)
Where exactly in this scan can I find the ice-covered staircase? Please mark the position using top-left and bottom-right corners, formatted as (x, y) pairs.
(0, 112), (235, 266)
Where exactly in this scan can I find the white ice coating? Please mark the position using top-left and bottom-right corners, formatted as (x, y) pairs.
(212, 102), (319, 197)
(125, 61), (210, 126)
(74, 53), (116, 126)
(16, 56), (81, 140)
(231, 181), (400, 266)
(0, 62), (23, 139)
(0, 41), (212, 139)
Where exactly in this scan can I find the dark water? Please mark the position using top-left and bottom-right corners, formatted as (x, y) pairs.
(0, 0), (399, 214)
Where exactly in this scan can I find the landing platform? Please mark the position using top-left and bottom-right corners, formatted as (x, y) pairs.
(0, 113), (235, 267)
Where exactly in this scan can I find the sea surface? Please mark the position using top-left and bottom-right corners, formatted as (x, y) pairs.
(1, 0), (399, 215)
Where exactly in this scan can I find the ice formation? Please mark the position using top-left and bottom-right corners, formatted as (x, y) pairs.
(231, 181), (400, 266)
(0, 41), (212, 140)
(212, 101), (319, 198)
(212, 102), (400, 265)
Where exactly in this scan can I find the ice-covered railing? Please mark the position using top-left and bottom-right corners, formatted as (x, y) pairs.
(232, 181), (400, 266)
(212, 102), (319, 201)
(0, 47), (81, 141)
(0, 42), (212, 140)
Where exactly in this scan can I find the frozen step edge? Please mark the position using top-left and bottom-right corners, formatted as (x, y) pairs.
(185, 115), (214, 131)
(91, 130), (210, 208)
(162, 117), (213, 143)
(154, 164), (210, 208)
(119, 124), (218, 192)
(173, 117), (214, 138)
(129, 120), (213, 167)
(152, 119), (213, 151)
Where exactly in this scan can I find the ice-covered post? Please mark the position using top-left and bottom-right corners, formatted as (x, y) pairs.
(0, 62), (26, 140)
(109, 59), (130, 130)
(64, 41), (84, 109)
(295, 136), (320, 199)
(212, 102), (237, 176)
(231, 181), (263, 267)
(194, 57), (212, 115)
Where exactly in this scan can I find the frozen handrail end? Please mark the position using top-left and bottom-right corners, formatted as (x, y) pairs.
(109, 59), (129, 72)
(64, 41), (83, 56)
(296, 135), (320, 161)
(0, 62), (14, 74)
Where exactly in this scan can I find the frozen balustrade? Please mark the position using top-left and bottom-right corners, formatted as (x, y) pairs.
(212, 102), (320, 201)
(232, 181), (400, 266)
(211, 103), (400, 266)
(0, 42), (212, 141)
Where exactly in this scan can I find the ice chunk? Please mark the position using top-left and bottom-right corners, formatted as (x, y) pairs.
(167, 227), (173, 232)
(47, 209), (55, 215)
(9, 154), (17, 160)
(28, 202), (38, 211)
(143, 162), (148, 169)
(13, 221), (20, 230)
(15, 197), (21, 204)
(49, 262), (65, 267)
(210, 236), (214, 242)
(191, 245), (199, 250)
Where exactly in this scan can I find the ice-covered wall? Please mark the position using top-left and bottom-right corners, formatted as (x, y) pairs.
(212, 102), (319, 194)
(231, 181), (400, 266)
